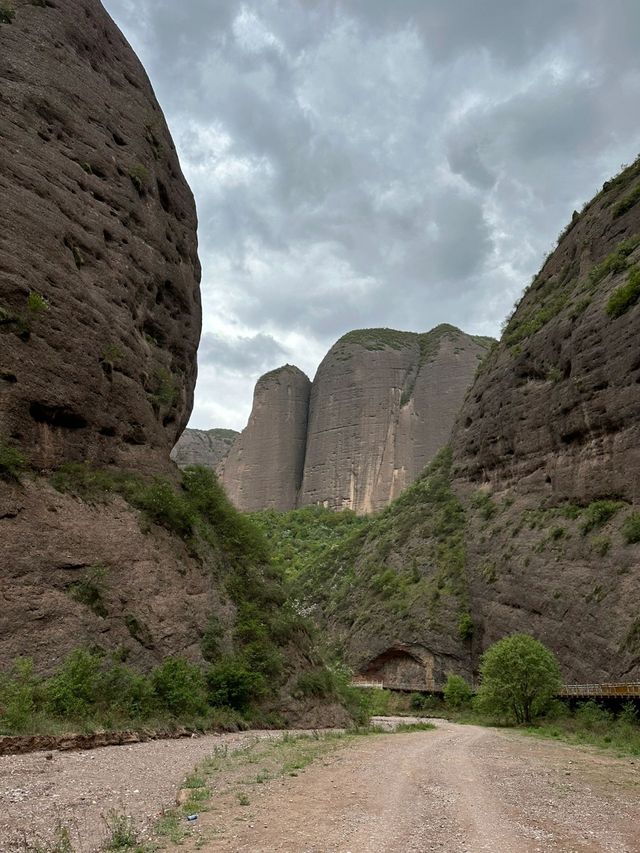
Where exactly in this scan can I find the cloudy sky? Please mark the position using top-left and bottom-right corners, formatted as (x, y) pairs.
(103, 0), (640, 431)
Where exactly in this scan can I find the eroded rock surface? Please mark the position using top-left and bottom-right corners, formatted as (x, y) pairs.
(221, 366), (311, 511)
(171, 428), (238, 469)
(0, 0), (201, 473)
(299, 326), (492, 514)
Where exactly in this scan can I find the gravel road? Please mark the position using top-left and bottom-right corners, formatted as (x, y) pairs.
(1, 719), (638, 852)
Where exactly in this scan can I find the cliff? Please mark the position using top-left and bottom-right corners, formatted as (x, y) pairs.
(295, 159), (640, 685)
(299, 325), (492, 514)
(220, 366), (311, 511)
(220, 326), (491, 514)
(0, 0), (201, 475)
(0, 1), (336, 723)
(171, 428), (238, 469)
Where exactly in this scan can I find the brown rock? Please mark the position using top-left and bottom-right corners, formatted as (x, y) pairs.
(0, 0), (201, 474)
(171, 428), (238, 469)
(221, 365), (311, 511)
(299, 326), (491, 514)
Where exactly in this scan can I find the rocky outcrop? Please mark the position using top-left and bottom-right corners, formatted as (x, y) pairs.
(171, 428), (238, 469)
(221, 366), (311, 511)
(219, 326), (491, 514)
(0, 0), (201, 474)
(299, 326), (492, 514)
(298, 159), (640, 684)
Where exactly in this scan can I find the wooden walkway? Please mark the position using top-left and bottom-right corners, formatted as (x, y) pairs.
(352, 679), (640, 699)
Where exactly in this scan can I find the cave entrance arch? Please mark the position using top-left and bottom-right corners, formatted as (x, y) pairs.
(358, 644), (436, 691)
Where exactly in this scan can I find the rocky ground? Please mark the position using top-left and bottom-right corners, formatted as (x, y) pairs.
(1, 719), (638, 852)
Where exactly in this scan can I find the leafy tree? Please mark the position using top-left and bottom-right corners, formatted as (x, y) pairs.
(475, 634), (562, 724)
(443, 674), (473, 709)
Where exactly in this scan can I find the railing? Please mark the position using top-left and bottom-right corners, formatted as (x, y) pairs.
(353, 678), (640, 699)
(560, 683), (640, 698)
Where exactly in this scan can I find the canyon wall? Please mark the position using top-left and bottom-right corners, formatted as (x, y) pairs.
(171, 428), (238, 469)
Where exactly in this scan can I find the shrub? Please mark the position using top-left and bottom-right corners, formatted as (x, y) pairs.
(44, 649), (103, 719)
(622, 511), (640, 544)
(458, 612), (474, 641)
(606, 267), (640, 318)
(104, 811), (139, 850)
(0, 658), (39, 732)
(26, 291), (48, 313)
(97, 663), (157, 719)
(443, 674), (473, 709)
(580, 500), (625, 534)
(613, 183), (640, 218)
(68, 564), (108, 617)
(206, 656), (267, 711)
(147, 367), (177, 409)
(475, 634), (562, 724)
(201, 615), (223, 663)
(129, 164), (150, 194)
(0, 441), (27, 481)
(0, 1), (15, 24)
(128, 476), (195, 537)
(151, 658), (208, 717)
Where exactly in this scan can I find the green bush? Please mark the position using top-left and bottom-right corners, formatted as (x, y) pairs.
(458, 611), (474, 641)
(44, 649), (103, 719)
(622, 512), (640, 544)
(613, 183), (640, 218)
(151, 658), (208, 717)
(606, 267), (640, 318)
(443, 674), (473, 709)
(206, 657), (267, 711)
(26, 291), (49, 313)
(0, 441), (27, 481)
(67, 564), (108, 617)
(128, 476), (195, 537)
(580, 499), (625, 534)
(0, 1), (15, 24)
(129, 164), (150, 194)
(475, 634), (562, 724)
(0, 658), (39, 732)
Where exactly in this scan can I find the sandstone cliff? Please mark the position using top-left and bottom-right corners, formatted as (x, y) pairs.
(171, 428), (238, 469)
(297, 159), (640, 685)
(299, 326), (492, 514)
(220, 366), (311, 512)
(0, 0), (201, 474)
(0, 1), (335, 720)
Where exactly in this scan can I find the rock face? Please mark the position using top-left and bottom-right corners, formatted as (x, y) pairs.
(299, 326), (492, 514)
(300, 160), (640, 684)
(0, 0), (201, 474)
(221, 366), (311, 511)
(171, 428), (238, 469)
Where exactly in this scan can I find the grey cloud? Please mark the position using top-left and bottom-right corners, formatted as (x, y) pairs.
(102, 0), (640, 428)
(199, 332), (288, 374)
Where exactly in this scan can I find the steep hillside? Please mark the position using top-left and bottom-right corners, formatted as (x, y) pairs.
(295, 160), (640, 685)
(171, 428), (238, 469)
(220, 365), (311, 511)
(300, 325), (492, 513)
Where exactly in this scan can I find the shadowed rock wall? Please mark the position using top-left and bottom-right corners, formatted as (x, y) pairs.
(0, 0), (201, 474)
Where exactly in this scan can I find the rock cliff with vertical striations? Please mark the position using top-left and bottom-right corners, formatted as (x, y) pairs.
(299, 326), (492, 514)
(0, 0), (201, 474)
(220, 365), (311, 511)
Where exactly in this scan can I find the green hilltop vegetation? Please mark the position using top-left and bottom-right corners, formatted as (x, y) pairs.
(335, 324), (494, 363)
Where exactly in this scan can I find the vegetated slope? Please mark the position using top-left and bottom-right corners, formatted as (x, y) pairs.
(171, 428), (238, 469)
(0, 0), (347, 727)
(296, 159), (640, 684)
(220, 325), (492, 514)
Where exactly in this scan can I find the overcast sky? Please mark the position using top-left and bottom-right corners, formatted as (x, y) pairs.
(103, 0), (640, 431)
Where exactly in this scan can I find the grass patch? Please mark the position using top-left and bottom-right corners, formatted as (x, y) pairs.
(580, 500), (626, 534)
(0, 440), (27, 481)
(606, 266), (640, 317)
(613, 183), (640, 218)
(622, 511), (640, 544)
(67, 564), (108, 617)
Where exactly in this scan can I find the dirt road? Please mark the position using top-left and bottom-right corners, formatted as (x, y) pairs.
(194, 720), (639, 853)
(1, 719), (638, 852)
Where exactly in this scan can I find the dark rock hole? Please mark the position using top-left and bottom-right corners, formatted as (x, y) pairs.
(30, 402), (88, 430)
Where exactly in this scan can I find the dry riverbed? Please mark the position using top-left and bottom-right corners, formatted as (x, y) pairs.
(1, 718), (638, 852)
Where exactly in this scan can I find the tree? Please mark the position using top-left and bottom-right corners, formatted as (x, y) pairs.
(443, 674), (473, 709)
(475, 634), (562, 724)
